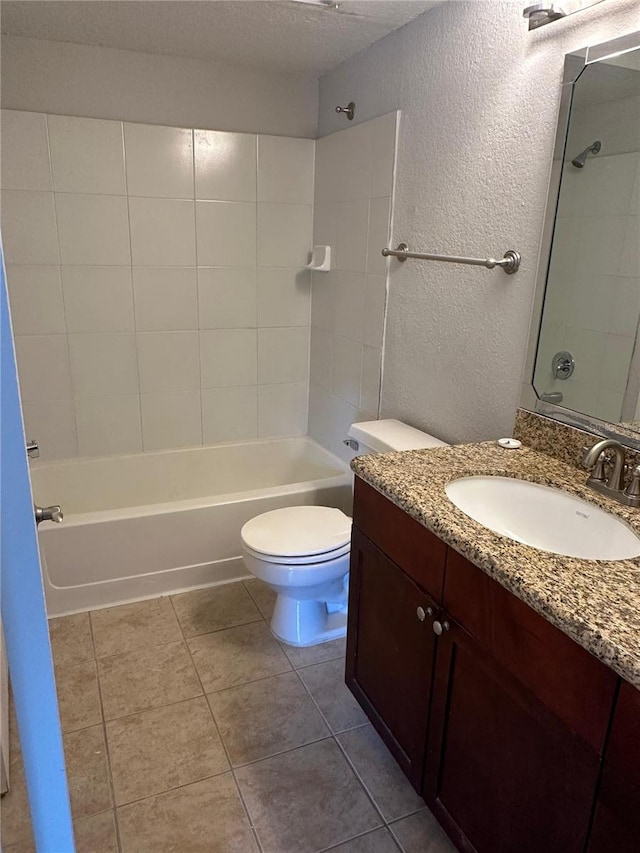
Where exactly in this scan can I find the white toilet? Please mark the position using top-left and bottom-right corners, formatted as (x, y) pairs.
(240, 419), (448, 647)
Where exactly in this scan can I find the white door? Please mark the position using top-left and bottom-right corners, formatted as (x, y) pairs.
(0, 243), (75, 848)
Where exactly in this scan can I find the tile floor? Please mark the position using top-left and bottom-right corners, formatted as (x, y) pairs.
(1, 579), (456, 853)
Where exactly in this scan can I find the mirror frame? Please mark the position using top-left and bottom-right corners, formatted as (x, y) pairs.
(521, 29), (640, 448)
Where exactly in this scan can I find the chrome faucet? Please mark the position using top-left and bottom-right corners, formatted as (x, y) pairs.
(582, 439), (640, 507)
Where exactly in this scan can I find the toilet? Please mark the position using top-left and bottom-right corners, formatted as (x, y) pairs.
(240, 419), (448, 647)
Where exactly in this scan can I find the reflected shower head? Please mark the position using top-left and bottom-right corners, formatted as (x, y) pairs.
(571, 140), (602, 168)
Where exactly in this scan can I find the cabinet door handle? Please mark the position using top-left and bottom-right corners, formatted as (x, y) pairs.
(432, 620), (450, 635)
(416, 606), (433, 621)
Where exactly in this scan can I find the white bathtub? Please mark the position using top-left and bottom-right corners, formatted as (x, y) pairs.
(31, 437), (352, 617)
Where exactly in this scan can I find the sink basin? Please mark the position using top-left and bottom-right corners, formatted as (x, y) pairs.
(445, 476), (640, 560)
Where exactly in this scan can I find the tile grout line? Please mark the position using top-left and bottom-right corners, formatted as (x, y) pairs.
(87, 609), (124, 853)
(167, 594), (266, 853)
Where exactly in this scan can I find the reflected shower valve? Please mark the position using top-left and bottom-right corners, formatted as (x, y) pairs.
(552, 351), (575, 380)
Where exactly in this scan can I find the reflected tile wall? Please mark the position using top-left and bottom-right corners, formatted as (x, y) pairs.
(308, 112), (397, 462)
(1, 110), (315, 458)
(534, 89), (640, 425)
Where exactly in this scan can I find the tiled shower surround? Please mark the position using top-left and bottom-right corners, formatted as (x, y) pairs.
(309, 113), (397, 463)
(1, 111), (316, 459)
(1, 110), (397, 462)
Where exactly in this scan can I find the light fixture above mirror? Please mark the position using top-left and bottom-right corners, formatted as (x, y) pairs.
(523, 0), (605, 31)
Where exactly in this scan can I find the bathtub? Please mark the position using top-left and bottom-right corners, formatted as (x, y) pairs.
(31, 437), (352, 617)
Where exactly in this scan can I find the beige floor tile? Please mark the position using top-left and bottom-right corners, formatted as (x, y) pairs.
(208, 671), (329, 766)
(74, 809), (118, 853)
(2, 840), (36, 853)
(389, 810), (457, 853)
(0, 731), (33, 848)
(188, 621), (291, 693)
(64, 725), (113, 820)
(172, 582), (261, 637)
(299, 657), (368, 733)
(48, 612), (94, 668)
(325, 828), (401, 852)
(281, 635), (347, 669)
(117, 774), (259, 853)
(106, 696), (229, 805)
(90, 597), (182, 658)
(55, 659), (102, 733)
(236, 738), (382, 853)
(243, 577), (276, 619)
(98, 641), (202, 720)
(338, 725), (424, 823)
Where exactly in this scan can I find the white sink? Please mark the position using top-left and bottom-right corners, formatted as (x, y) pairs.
(445, 476), (640, 561)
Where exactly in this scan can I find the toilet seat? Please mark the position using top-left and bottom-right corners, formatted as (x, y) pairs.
(241, 506), (352, 560)
(242, 540), (351, 566)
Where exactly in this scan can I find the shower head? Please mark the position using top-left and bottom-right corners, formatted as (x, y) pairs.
(571, 140), (602, 168)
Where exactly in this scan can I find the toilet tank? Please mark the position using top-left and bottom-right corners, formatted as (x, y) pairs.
(346, 419), (448, 455)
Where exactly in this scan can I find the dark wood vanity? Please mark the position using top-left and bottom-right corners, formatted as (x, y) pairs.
(346, 477), (640, 853)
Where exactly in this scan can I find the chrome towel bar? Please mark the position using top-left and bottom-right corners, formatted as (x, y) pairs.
(381, 243), (521, 274)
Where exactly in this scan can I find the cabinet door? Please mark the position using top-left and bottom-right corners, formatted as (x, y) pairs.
(588, 681), (640, 852)
(346, 526), (438, 790)
(424, 618), (602, 853)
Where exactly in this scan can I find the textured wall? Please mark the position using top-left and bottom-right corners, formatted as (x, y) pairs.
(1, 35), (318, 138)
(318, 0), (640, 444)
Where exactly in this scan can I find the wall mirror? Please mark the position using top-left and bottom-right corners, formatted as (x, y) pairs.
(522, 30), (640, 445)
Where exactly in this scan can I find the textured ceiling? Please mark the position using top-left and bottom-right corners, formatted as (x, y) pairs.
(0, 0), (438, 75)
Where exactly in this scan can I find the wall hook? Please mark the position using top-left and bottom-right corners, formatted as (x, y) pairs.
(335, 102), (355, 121)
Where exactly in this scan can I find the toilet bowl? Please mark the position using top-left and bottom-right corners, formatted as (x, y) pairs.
(240, 419), (448, 647)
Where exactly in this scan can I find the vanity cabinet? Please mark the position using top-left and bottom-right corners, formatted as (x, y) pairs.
(347, 478), (621, 853)
(588, 680), (640, 852)
(346, 479), (446, 788)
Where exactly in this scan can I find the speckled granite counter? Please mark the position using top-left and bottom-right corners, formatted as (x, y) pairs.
(351, 441), (640, 690)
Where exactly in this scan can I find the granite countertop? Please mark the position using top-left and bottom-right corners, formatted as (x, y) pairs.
(351, 441), (640, 689)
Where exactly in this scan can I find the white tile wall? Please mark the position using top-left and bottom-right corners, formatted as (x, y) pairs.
(132, 267), (198, 332)
(48, 115), (126, 195)
(257, 136), (315, 204)
(75, 395), (142, 457)
(6, 265), (66, 335)
(308, 113), (397, 460)
(2, 110), (314, 457)
(200, 329), (258, 388)
(257, 327), (309, 385)
(129, 197), (196, 266)
(61, 267), (134, 333)
(124, 123), (194, 198)
(198, 268), (257, 329)
(55, 193), (131, 265)
(257, 268), (311, 327)
(202, 386), (258, 444)
(14, 335), (72, 402)
(68, 333), (139, 398)
(258, 383), (308, 438)
(257, 203), (313, 267)
(196, 201), (256, 267)
(137, 331), (200, 394)
(140, 391), (202, 451)
(1, 190), (59, 264)
(194, 130), (257, 202)
(22, 399), (78, 461)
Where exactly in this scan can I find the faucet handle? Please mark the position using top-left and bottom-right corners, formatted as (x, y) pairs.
(624, 465), (640, 500)
(590, 453), (608, 483)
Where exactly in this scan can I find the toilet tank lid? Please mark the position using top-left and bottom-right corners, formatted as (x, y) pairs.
(347, 419), (448, 453)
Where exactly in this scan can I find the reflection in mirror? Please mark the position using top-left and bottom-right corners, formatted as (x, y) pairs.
(533, 46), (640, 430)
